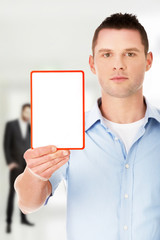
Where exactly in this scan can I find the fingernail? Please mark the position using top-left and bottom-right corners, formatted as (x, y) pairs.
(52, 146), (56, 152)
(63, 150), (68, 156)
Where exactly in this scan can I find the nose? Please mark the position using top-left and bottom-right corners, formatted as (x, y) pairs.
(113, 56), (126, 71)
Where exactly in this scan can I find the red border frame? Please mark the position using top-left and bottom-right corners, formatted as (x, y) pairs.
(30, 70), (85, 150)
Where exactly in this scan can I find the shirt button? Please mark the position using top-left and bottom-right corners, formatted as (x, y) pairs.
(124, 194), (129, 199)
(125, 164), (129, 169)
(114, 137), (119, 141)
(124, 225), (128, 230)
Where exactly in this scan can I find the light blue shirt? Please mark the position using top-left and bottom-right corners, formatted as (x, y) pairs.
(48, 98), (160, 240)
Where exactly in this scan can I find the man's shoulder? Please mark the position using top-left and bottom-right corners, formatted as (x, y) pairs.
(6, 119), (18, 127)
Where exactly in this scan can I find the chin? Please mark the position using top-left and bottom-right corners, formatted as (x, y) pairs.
(104, 90), (135, 99)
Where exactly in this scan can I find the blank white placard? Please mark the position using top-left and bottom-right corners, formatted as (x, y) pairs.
(31, 71), (85, 149)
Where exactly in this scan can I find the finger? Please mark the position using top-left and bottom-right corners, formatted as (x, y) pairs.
(24, 145), (57, 159)
(41, 157), (69, 179)
(27, 150), (70, 168)
(29, 156), (70, 177)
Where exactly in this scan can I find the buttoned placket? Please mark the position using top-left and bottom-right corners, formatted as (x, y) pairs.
(107, 125), (146, 240)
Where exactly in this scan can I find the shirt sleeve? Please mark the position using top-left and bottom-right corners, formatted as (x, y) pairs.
(44, 161), (69, 205)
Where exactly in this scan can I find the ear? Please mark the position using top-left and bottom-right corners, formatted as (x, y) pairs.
(145, 52), (153, 72)
(89, 55), (96, 74)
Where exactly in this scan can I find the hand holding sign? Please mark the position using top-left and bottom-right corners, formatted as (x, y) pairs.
(24, 145), (70, 181)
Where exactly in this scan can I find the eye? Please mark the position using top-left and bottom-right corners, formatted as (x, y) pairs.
(103, 53), (111, 58)
(126, 52), (135, 57)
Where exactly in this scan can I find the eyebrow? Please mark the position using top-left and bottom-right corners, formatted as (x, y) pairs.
(98, 49), (112, 53)
(124, 48), (140, 52)
(97, 47), (140, 53)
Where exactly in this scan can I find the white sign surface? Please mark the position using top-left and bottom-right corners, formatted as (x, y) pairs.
(31, 71), (85, 149)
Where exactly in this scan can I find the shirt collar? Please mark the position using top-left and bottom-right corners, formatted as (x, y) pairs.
(19, 117), (29, 125)
(85, 97), (160, 132)
(85, 98), (104, 131)
(144, 98), (160, 124)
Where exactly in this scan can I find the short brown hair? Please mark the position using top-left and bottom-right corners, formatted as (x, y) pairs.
(21, 103), (30, 112)
(92, 13), (149, 56)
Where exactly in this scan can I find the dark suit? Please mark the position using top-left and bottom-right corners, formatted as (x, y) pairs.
(4, 119), (30, 224)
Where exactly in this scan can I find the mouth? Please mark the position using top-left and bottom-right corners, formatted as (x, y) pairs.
(110, 76), (128, 82)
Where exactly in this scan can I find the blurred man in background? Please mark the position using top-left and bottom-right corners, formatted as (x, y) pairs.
(4, 103), (34, 233)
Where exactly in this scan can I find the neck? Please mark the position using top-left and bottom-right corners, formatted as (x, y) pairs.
(100, 91), (146, 124)
(21, 116), (28, 123)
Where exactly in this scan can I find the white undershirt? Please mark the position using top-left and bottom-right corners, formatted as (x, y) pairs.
(18, 118), (27, 138)
(103, 117), (145, 153)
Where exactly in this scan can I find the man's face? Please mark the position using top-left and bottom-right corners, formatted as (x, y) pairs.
(21, 106), (30, 122)
(89, 28), (153, 98)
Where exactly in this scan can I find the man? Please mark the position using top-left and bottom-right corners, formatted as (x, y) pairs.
(15, 13), (160, 240)
(4, 103), (34, 233)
